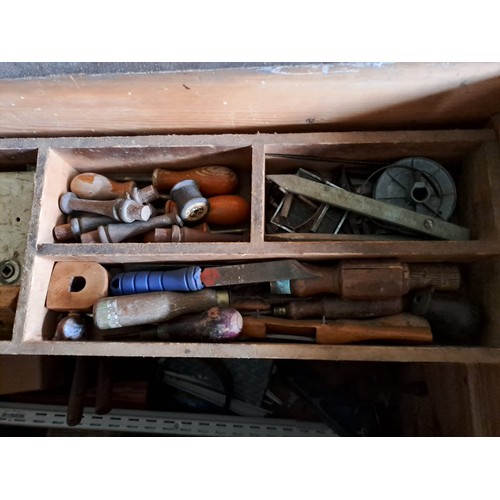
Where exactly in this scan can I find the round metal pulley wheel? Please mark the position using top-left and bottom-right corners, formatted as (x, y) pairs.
(373, 157), (457, 221)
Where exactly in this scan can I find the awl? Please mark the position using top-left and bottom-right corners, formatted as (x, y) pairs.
(109, 260), (318, 295)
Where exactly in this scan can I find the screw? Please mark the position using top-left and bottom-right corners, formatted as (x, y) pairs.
(424, 219), (434, 231)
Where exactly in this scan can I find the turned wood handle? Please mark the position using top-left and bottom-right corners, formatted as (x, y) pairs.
(71, 173), (136, 200)
(205, 195), (251, 226)
(93, 289), (229, 329)
(288, 260), (408, 298)
(152, 166), (238, 196)
(316, 314), (432, 344)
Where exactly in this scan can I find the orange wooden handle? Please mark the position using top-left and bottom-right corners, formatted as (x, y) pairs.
(205, 195), (250, 226)
(241, 314), (432, 344)
(152, 166), (238, 196)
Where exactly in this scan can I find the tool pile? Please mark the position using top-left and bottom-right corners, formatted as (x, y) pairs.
(53, 166), (251, 243)
(265, 157), (469, 241)
(44, 258), (483, 346)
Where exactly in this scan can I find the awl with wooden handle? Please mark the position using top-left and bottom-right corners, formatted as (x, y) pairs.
(241, 314), (433, 344)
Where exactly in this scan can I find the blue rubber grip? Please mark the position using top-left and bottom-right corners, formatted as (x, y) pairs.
(109, 267), (204, 295)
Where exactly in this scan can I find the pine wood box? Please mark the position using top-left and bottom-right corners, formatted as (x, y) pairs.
(0, 128), (499, 362)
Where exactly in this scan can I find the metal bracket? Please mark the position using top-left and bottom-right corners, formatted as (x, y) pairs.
(267, 174), (470, 241)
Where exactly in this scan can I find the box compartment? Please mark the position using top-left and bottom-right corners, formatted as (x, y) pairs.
(5, 131), (500, 362)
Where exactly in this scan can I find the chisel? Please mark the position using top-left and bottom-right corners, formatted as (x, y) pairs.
(108, 259), (461, 299)
(108, 259), (318, 295)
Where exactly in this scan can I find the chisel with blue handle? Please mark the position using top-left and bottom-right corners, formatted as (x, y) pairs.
(108, 259), (319, 295)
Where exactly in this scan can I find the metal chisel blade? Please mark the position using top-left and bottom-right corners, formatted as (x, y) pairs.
(200, 259), (319, 287)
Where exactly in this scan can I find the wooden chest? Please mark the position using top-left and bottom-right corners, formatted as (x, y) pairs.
(2, 63), (500, 363)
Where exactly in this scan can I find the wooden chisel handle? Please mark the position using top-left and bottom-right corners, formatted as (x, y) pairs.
(286, 260), (408, 298)
(242, 314), (432, 344)
(93, 289), (229, 329)
(152, 166), (238, 196)
(283, 260), (461, 298)
(273, 296), (403, 319)
(315, 315), (432, 344)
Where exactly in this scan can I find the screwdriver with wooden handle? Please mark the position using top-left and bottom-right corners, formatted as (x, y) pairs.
(241, 314), (433, 344)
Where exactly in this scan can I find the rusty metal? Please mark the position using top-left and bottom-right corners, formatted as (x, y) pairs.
(267, 174), (470, 240)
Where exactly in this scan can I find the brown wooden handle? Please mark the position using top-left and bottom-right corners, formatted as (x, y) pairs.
(242, 316), (317, 339)
(289, 260), (408, 298)
(408, 264), (462, 292)
(93, 289), (229, 329)
(287, 264), (340, 297)
(316, 314), (432, 344)
(70, 173), (136, 200)
(241, 313), (432, 344)
(152, 166), (238, 196)
(274, 296), (404, 319)
(157, 307), (243, 341)
(205, 195), (250, 226)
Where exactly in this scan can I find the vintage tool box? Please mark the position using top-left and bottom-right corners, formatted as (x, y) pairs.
(1, 63), (500, 362)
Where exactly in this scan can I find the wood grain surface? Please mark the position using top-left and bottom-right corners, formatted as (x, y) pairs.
(0, 63), (500, 136)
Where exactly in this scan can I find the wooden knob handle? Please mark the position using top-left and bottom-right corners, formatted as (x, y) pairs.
(70, 173), (136, 200)
(205, 195), (250, 226)
(152, 166), (238, 196)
